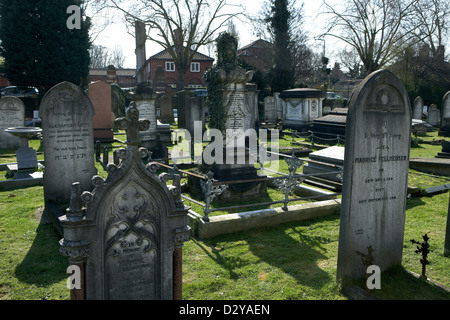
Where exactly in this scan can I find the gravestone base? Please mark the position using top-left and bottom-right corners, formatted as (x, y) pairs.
(140, 137), (168, 161)
(210, 165), (268, 202)
(438, 130), (450, 137)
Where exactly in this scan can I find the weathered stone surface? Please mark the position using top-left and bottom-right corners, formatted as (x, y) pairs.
(0, 97), (25, 149)
(40, 81), (97, 204)
(337, 69), (411, 281)
(60, 104), (190, 300)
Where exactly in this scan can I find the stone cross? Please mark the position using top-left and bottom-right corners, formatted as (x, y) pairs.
(114, 102), (150, 146)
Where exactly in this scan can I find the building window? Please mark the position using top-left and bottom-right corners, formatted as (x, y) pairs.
(190, 62), (200, 72)
(165, 62), (175, 72)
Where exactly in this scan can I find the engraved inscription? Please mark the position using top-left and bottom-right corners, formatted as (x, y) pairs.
(105, 183), (159, 300)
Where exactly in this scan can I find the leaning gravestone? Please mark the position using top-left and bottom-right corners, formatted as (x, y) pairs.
(0, 97), (25, 149)
(337, 69), (411, 282)
(59, 103), (190, 300)
(40, 82), (97, 204)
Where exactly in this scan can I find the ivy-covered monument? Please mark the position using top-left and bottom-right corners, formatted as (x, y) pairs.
(202, 32), (267, 201)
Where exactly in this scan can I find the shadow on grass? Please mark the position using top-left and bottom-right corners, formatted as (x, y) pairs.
(349, 265), (450, 300)
(15, 221), (67, 287)
(191, 214), (339, 290)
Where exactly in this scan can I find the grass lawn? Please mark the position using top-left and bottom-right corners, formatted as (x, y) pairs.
(0, 131), (449, 300)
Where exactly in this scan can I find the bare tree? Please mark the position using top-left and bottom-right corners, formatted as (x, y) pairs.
(89, 44), (110, 68)
(108, 0), (243, 91)
(89, 44), (126, 68)
(109, 45), (126, 68)
(407, 0), (450, 58)
(322, 0), (423, 75)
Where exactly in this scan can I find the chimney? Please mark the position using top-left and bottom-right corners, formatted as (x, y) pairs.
(106, 65), (117, 83)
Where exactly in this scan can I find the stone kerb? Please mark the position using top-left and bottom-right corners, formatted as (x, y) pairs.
(337, 69), (411, 282)
(60, 103), (190, 300)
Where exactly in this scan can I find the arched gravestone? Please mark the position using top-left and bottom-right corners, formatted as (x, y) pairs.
(60, 103), (190, 300)
(412, 96), (424, 120)
(337, 70), (411, 282)
(40, 82), (97, 204)
(0, 96), (25, 149)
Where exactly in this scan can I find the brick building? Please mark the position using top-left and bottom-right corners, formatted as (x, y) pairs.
(89, 66), (136, 89)
(146, 47), (214, 96)
(237, 39), (274, 73)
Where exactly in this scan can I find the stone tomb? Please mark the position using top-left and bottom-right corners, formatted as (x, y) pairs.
(337, 69), (411, 281)
(280, 88), (326, 131)
(303, 146), (344, 190)
(89, 81), (114, 142)
(40, 82), (98, 204)
(60, 104), (190, 300)
(0, 97), (25, 149)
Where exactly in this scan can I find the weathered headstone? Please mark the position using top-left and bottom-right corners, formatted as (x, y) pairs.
(0, 97), (25, 149)
(274, 92), (284, 121)
(440, 92), (450, 137)
(427, 104), (440, 126)
(40, 81), (97, 204)
(337, 69), (411, 281)
(412, 96), (423, 120)
(89, 81), (114, 142)
(59, 103), (190, 300)
(160, 95), (174, 124)
(264, 96), (276, 123)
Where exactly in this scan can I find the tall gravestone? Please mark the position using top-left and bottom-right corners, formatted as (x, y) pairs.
(0, 97), (25, 149)
(439, 91), (450, 137)
(203, 32), (266, 200)
(89, 81), (114, 142)
(59, 103), (190, 300)
(337, 69), (411, 281)
(40, 82), (97, 204)
(412, 96), (423, 120)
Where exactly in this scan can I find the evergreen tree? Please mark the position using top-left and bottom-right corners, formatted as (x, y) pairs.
(0, 0), (91, 95)
(265, 0), (295, 93)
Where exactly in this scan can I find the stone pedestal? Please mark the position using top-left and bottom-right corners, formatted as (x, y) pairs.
(127, 84), (168, 160)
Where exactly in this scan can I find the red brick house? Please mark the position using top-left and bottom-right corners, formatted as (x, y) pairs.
(89, 66), (136, 89)
(146, 47), (214, 96)
(237, 39), (274, 73)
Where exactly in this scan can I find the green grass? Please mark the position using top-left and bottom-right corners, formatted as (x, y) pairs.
(0, 130), (449, 300)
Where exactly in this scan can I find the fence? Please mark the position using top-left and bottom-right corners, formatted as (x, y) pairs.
(150, 149), (343, 222)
